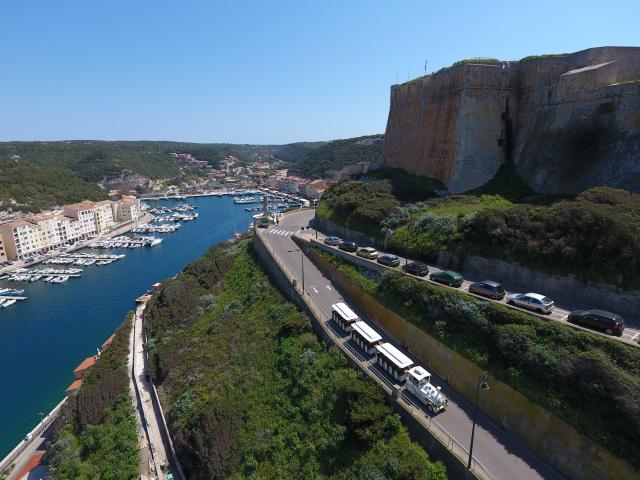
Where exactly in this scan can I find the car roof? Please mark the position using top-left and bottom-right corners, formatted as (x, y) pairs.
(443, 270), (461, 276)
(524, 293), (547, 300)
(587, 309), (622, 319)
(381, 253), (397, 258)
(481, 280), (501, 287)
(408, 261), (427, 266)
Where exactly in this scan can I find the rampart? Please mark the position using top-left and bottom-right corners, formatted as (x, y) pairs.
(382, 46), (640, 194)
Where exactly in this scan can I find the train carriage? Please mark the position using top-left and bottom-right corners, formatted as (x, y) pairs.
(331, 302), (359, 332)
(375, 342), (413, 382)
(350, 321), (382, 355)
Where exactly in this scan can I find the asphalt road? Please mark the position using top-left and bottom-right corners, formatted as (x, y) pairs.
(280, 211), (640, 346)
(264, 210), (566, 480)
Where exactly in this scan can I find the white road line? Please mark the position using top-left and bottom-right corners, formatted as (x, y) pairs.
(326, 285), (332, 291)
(312, 287), (318, 293)
(631, 332), (639, 341)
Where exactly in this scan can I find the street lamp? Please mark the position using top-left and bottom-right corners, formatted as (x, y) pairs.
(288, 248), (305, 295)
(468, 371), (490, 470)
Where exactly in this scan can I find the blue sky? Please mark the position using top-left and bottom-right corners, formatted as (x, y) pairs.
(1, 0), (638, 144)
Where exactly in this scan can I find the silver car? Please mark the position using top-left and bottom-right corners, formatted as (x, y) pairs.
(323, 236), (342, 246)
(507, 292), (554, 314)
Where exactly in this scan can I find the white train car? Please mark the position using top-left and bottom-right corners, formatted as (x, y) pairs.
(350, 321), (382, 355)
(375, 342), (413, 382)
(331, 302), (359, 332)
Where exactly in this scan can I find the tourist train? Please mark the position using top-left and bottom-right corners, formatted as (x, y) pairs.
(331, 302), (448, 414)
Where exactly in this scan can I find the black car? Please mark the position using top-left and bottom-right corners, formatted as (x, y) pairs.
(377, 254), (400, 267)
(568, 309), (625, 336)
(469, 281), (505, 300)
(404, 261), (429, 277)
(338, 241), (358, 253)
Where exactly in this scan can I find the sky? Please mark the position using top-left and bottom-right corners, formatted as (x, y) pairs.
(1, 0), (638, 144)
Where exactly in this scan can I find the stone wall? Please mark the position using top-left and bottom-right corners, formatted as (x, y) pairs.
(308, 247), (639, 480)
(382, 46), (640, 194)
(311, 214), (381, 248)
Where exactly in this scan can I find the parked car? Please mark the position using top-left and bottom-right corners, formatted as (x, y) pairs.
(568, 309), (624, 336)
(507, 292), (554, 314)
(377, 254), (400, 267)
(324, 236), (342, 246)
(430, 270), (463, 287)
(404, 261), (429, 277)
(469, 281), (505, 300)
(356, 247), (379, 260)
(339, 241), (358, 252)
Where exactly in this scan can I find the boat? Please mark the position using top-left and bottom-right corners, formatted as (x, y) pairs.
(2, 299), (17, 307)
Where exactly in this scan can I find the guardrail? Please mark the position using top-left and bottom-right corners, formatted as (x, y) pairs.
(255, 229), (498, 480)
(0, 397), (67, 475)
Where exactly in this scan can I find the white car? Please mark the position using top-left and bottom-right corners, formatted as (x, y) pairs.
(507, 292), (554, 314)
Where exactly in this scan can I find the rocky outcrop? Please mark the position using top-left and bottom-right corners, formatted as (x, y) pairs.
(382, 47), (640, 194)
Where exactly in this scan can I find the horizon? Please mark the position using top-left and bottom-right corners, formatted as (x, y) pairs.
(2, 1), (639, 144)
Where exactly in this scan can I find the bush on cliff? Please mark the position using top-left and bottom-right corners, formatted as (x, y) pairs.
(144, 238), (447, 479)
(48, 314), (139, 480)
(316, 251), (640, 467)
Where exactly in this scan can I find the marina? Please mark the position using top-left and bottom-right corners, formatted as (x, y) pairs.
(0, 195), (255, 458)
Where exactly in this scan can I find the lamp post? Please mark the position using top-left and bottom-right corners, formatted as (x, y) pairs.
(468, 371), (490, 470)
(288, 248), (305, 295)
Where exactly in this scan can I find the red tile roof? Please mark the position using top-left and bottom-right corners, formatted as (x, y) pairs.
(65, 378), (83, 393)
(74, 356), (97, 373)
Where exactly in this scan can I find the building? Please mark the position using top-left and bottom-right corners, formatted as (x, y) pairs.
(0, 232), (8, 262)
(73, 356), (98, 380)
(0, 220), (45, 261)
(93, 200), (115, 234)
(65, 379), (83, 397)
(299, 179), (326, 200)
(64, 201), (98, 239)
(112, 195), (140, 223)
(278, 176), (304, 194)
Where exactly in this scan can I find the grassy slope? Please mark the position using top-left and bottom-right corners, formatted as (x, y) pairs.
(47, 314), (139, 480)
(144, 238), (447, 480)
(316, 250), (640, 467)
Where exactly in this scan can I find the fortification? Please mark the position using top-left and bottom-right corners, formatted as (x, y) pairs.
(382, 47), (640, 194)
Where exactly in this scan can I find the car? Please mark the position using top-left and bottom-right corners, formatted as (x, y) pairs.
(507, 292), (554, 314)
(257, 223), (268, 229)
(568, 309), (624, 336)
(356, 247), (379, 260)
(324, 236), (342, 246)
(404, 261), (429, 276)
(377, 254), (400, 267)
(338, 241), (358, 252)
(469, 281), (505, 300)
(430, 270), (463, 287)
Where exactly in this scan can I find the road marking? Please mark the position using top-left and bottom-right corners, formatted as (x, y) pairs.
(631, 332), (639, 341)
(326, 285), (332, 291)
(312, 287), (318, 293)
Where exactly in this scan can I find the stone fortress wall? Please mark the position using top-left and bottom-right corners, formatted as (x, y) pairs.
(382, 47), (640, 194)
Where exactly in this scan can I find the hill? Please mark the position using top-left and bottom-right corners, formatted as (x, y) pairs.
(144, 236), (447, 479)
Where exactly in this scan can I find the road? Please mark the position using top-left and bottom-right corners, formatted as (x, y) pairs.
(130, 301), (172, 479)
(281, 212), (640, 346)
(264, 210), (566, 480)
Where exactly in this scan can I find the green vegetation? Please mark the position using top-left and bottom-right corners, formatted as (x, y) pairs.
(48, 315), (139, 480)
(280, 135), (384, 178)
(144, 237), (447, 479)
(519, 54), (566, 62)
(317, 251), (640, 467)
(0, 158), (108, 212)
(317, 173), (640, 289)
(362, 168), (445, 202)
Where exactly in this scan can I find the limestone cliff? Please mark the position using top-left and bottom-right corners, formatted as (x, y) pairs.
(381, 47), (640, 194)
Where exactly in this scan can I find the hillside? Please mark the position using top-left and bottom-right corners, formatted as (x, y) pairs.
(277, 135), (384, 178)
(47, 314), (139, 480)
(144, 237), (447, 479)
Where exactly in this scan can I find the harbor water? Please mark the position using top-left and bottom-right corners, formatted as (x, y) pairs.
(0, 196), (254, 458)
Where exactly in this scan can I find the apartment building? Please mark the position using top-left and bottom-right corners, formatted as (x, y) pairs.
(93, 200), (115, 234)
(0, 220), (45, 260)
(112, 196), (140, 223)
(64, 201), (98, 239)
(0, 232), (7, 262)
(299, 179), (326, 200)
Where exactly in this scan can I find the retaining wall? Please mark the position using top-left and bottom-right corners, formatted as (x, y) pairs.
(307, 246), (639, 480)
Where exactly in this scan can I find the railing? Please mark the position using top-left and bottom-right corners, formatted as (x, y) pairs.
(0, 397), (67, 475)
(255, 228), (499, 480)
